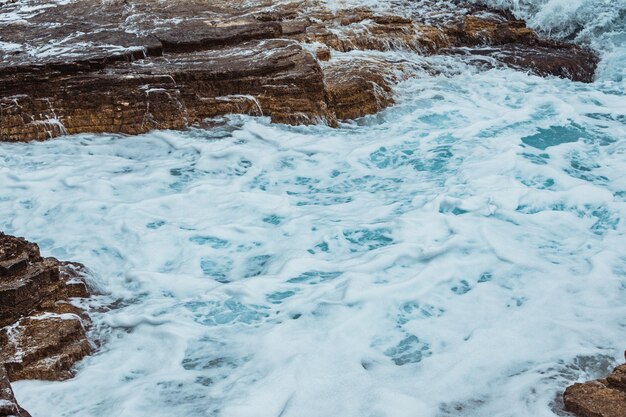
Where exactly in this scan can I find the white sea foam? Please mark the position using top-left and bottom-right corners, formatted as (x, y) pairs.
(1, 1), (625, 417)
(2, 63), (625, 416)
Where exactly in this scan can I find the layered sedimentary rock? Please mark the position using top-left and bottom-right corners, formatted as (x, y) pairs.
(564, 359), (626, 417)
(0, 232), (92, 416)
(0, 0), (598, 141)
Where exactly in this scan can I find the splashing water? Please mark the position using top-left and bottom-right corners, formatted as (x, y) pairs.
(477, 0), (626, 82)
(1, 1), (625, 417)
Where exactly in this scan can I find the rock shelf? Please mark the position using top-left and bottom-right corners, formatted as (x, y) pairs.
(0, 0), (598, 141)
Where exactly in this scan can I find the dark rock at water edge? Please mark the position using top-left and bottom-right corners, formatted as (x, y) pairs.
(0, 232), (93, 416)
(564, 356), (626, 417)
(0, 365), (31, 417)
(0, 0), (599, 141)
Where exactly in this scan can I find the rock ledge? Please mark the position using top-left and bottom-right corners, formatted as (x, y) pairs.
(0, 232), (92, 417)
(0, 0), (598, 141)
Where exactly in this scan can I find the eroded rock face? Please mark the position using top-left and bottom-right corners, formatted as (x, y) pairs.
(0, 232), (92, 416)
(0, 0), (599, 141)
(564, 361), (626, 417)
(1, 39), (331, 139)
(323, 57), (396, 121)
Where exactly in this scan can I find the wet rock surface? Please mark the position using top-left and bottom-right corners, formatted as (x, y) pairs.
(0, 0), (598, 141)
(0, 232), (92, 416)
(564, 359), (626, 417)
(0, 365), (30, 417)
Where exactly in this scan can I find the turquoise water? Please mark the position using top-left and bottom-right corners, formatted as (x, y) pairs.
(1, 1), (625, 416)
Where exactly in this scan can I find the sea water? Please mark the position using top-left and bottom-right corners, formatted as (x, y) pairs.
(1, 0), (625, 416)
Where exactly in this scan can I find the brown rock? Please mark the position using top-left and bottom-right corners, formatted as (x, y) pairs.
(315, 46), (331, 62)
(323, 58), (395, 121)
(416, 25), (453, 53)
(0, 232), (91, 328)
(0, 0), (599, 142)
(155, 21), (282, 52)
(606, 365), (626, 392)
(442, 44), (599, 84)
(1, 315), (92, 381)
(491, 45), (599, 84)
(439, 13), (598, 83)
(0, 365), (31, 417)
(564, 362), (626, 417)
(0, 232), (93, 416)
(60, 262), (92, 299)
(0, 234), (65, 327)
(1, 39), (333, 141)
(449, 15), (538, 47)
(565, 381), (626, 417)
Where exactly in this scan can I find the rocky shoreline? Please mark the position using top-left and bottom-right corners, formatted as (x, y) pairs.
(0, 0), (598, 141)
(0, 1), (616, 416)
(0, 232), (92, 417)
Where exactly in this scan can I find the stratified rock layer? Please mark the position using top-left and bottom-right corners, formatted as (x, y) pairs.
(0, 0), (598, 141)
(564, 362), (626, 417)
(0, 232), (92, 416)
